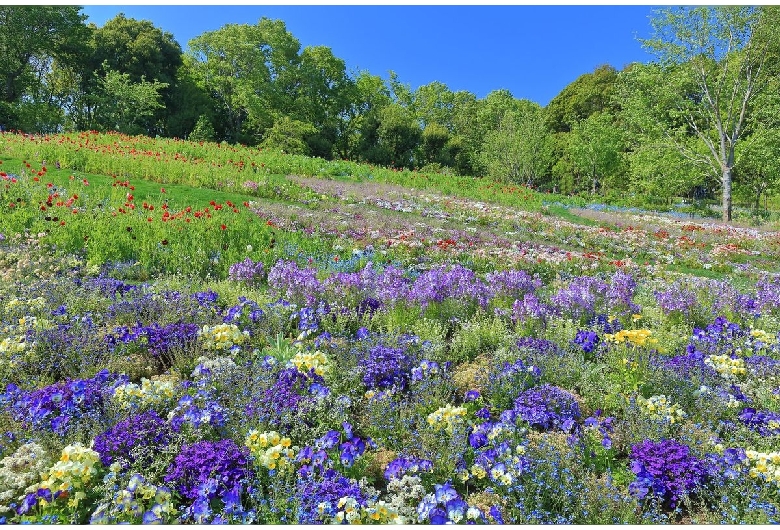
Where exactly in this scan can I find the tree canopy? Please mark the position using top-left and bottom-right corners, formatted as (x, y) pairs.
(5, 5), (780, 221)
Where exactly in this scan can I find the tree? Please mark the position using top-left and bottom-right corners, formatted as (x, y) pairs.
(0, 6), (89, 130)
(478, 100), (552, 186)
(412, 81), (456, 130)
(641, 6), (780, 221)
(87, 13), (184, 135)
(545, 64), (620, 133)
(359, 103), (421, 168)
(95, 67), (168, 135)
(187, 18), (301, 144)
(734, 88), (780, 211)
(567, 112), (625, 195)
(335, 70), (391, 160)
(291, 45), (352, 157)
(260, 115), (316, 155)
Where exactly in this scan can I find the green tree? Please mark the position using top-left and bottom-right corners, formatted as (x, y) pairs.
(95, 67), (168, 135)
(641, 6), (780, 221)
(260, 115), (317, 155)
(478, 100), (552, 186)
(734, 89), (780, 211)
(291, 45), (352, 158)
(545, 64), (620, 133)
(448, 90), (480, 175)
(567, 112), (625, 195)
(87, 13), (184, 136)
(412, 81), (456, 130)
(360, 103), (421, 168)
(335, 70), (391, 160)
(187, 18), (301, 144)
(188, 114), (216, 142)
(0, 6), (89, 130)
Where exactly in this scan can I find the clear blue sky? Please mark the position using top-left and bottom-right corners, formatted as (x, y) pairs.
(81, 4), (659, 107)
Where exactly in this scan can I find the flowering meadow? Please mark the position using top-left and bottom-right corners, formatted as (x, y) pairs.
(1, 131), (780, 524)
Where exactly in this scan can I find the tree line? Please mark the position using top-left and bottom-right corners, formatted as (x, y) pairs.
(2, 6), (779, 221)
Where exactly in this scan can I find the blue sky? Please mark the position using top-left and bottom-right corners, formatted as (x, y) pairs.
(81, 5), (659, 107)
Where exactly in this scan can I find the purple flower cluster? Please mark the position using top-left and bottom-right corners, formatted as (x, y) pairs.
(248, 367), (327, 429)
(165, 439), (251, 502)
(223, 296), (265, 327)
(512, 384), (581, 432)
(384, 456), (434, 481)
(417, 481), (474, 524)
(484, 269), (541, 299)
(738, 408), (780, 437)
(107, 322), (199, 369)
(654, 281), (698, 317)
(583, 410), (615, 449)
(550, 276), (608, 321)
(484, 357), (541, 411)
(591, 313), (622, 334)
(687, 316), (748, 358)
(93, 410), (172, 467)
(629, 439), (709, 509)
(297, 469), (368, 524)
(82, 274), (138, 298)
(572, 329), (599, 355)
(511, 293), (551, 326)
(406, 264), (488, 309)
(169, 388), (227, 432)
(359, 344), (413, 390)
(755, 275), (780, 315)
(228, 257), (265, 284)
(2, 370), (126, 435)
(607, 270), (640, 315)
(323, 264), (380, 304)
(267, 260), (322, 306)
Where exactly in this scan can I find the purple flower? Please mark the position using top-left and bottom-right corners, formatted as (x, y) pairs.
(228, 257), (265, 284)
(384, 456), (434, 481)
(738, 408), (780, 437)
(572, 329), (599, 354)
(550, 275), (609, 322)
(267, 260), (322, 306)
(513, 384), (581, 432)
(4, 370), (126, 436)
(93, 410), (172, 467)
(359, 344), (413, 391)
(165, 439), (251, 502)
(297, 469), (367, 524)
(465, 389), (481, 402)
(629, 439), (709, 509)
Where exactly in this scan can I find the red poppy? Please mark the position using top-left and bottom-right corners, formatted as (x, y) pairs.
(220, 224), (227, 230)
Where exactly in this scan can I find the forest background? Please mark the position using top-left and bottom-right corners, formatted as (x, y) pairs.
(2, 5), (780, 222)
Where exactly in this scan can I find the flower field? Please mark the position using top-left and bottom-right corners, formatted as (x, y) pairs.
(1, 131), (779, 524)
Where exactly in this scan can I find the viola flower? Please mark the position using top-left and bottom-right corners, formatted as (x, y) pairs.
(629, 439), (709, 509)
(513, 384), (581, 432)
(165, 439), (251, 502)
(93, 410), (173, 468)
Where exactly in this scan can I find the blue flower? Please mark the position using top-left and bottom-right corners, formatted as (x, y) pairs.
(429, 507), (449, 524)
(434, 482), (457, 504)
(191, 499), (212, 524)
(446, 498), (468, 523)
(316, 430), (340, 450)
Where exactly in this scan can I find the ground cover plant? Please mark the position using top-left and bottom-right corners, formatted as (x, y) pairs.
(0, 132), (779, 524)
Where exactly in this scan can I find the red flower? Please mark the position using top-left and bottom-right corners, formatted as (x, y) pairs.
(220, 224), (227, 230)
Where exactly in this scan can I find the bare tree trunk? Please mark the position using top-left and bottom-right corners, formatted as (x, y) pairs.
(722, 168), (733, 222)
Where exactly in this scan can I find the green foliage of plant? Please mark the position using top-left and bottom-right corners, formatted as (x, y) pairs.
(449, 314), (512, 364)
